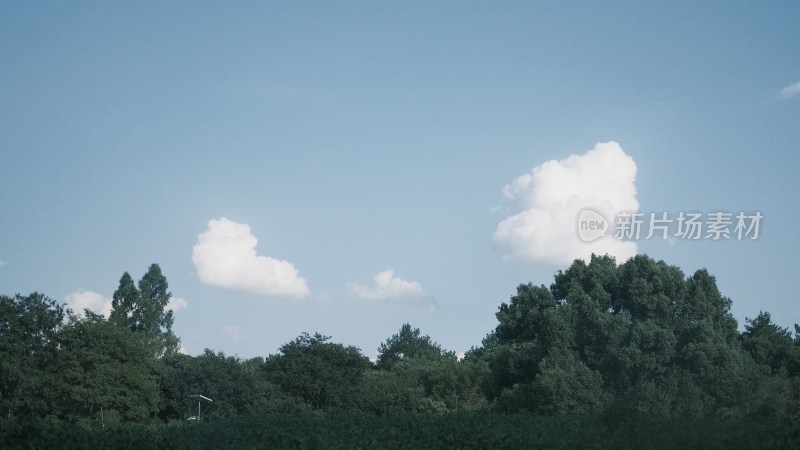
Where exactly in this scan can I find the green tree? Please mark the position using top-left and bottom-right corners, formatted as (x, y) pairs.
(376, 323), (454, 370)
(157, 351), (306, 421)
(54, 313), (159, 423)
(356, 365), (425, 414)
(418, 355), (489, 412)
(109, 264), (180, 356)
(741, 311), (799, 376)
(264, 332), (371, 410)
(495, 348), (608, 414)
(481, 254), (762, 417)
(109, 272), (139, 331)
(370, 324), (488, 413)
(0, 293), (64, 419)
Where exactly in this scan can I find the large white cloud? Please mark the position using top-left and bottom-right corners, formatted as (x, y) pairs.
(493, 141), (639, 267)
(346, 269), (425, 300)
(65, 290), (112, 318)
(779, 80), (800, 98)
(192, 217), (310, 299)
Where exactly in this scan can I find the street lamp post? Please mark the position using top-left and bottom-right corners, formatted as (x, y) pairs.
(189, 394), (213, 420)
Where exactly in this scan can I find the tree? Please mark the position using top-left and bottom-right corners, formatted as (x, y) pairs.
(369, 324), (487, 413)
(109, 264), (180, 356)
(157, 351), (307, 421)
(481, 254), (762, 417)
(53, 313), (159, 423)
(495, 348), (608, 414)
(0, 293), (64, 419)
(263, 333), (371, 410)
(109, 272), (139, 331)
(356, 367), (425, 414)
(376, 324), (454, 370)
(741, 311), (799, 376)
(494, 284), (560, 346)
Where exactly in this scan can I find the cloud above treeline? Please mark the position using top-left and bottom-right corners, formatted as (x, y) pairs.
(493, 141), (639, 267)
(64, 290), (112, 318)
(192, 217), (310, 299)
(346, 269), (425, 301)
(64, 290), (188, 319)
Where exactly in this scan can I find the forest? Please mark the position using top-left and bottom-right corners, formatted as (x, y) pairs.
(2, 255), (800, 448)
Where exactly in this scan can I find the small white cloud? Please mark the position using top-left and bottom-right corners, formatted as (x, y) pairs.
(779, 80), (800, 98)
(0, 260), (7, 267)
(221, 326), (242, 343)
(493, 141), (639, 267)
(456, 352), (466, 361)
(167, 297), (188, 313)
(346, 269), (425, 300)
(65, 290), (112, 318)
(192, 217), (310, 299)
(178, 342), (189, 355)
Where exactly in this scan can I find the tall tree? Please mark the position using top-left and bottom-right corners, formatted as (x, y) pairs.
(109, 272), (139, 331)
(109, 264), (180, 356)
(137, 264), (179, 355)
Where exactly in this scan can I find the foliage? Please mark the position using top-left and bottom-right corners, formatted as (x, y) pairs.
(1, 413), (799, 449)
(0, 293), (63, 419)
(263, 333), (371, 410)
(741, 311), (800, 376)
(157, 351), (308, 421)
(376, 323), (454, 370)
(53, 314), (159, 423)
(480, 254), (781, 418)
(2, 253), (800, 434)
(366, 324), (486, 414)
(109, 264), (180, 356)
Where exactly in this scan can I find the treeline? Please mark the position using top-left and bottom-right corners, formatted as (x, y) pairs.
(1, 255), (799, 424)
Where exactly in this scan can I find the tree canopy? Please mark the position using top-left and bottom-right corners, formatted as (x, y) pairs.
(1, 254), (799, 424)
(109, 264), (180, 356)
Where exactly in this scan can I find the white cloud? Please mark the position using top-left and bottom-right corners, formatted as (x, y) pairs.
(346, 269), (425, 300)
(0, 260), (7, 267)
(221, 326), (242, 343)
(779, 80), (800, 98)
(65, 290), (112, 318)
(167, 297), (188, 312)
(493, 141), (639, 267)
(192, 217), (310, 299)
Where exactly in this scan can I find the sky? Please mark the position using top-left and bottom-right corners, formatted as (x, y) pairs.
(1, 2), (799, 360)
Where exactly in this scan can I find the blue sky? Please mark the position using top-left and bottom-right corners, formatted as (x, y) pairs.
(2, 2), (799, 359)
